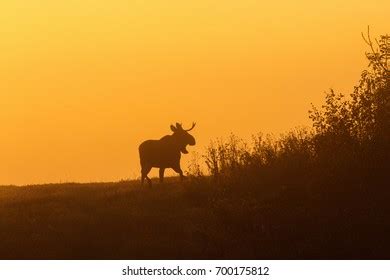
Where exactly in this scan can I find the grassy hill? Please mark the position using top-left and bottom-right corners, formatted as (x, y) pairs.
(1, 177), (389, 259)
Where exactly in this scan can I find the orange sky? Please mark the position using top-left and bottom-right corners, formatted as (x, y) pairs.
(1, 1), (389, 185)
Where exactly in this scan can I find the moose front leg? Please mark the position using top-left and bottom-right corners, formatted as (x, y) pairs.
(159, 168), (165, 183)
(141, 165), (152, 187)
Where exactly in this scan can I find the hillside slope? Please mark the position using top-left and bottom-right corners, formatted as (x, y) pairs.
(0, 179), (389, 259)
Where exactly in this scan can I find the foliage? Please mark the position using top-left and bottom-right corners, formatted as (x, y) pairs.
(198, 29), (389, 189)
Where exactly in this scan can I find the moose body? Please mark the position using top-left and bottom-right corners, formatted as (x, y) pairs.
(139, 123), (196, 186)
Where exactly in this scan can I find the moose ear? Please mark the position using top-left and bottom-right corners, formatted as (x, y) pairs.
(176, 123), (183, 130)
(170, 125), (177, 132)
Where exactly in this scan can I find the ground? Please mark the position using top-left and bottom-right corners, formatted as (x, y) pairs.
(0, 178), (389, 259)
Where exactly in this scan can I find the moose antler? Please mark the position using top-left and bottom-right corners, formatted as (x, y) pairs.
(185, 122), (196, 131)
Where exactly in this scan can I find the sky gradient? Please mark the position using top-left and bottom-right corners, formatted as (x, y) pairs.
(1, 1), (389, 185)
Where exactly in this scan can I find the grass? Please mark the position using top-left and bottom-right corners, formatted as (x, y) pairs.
(1, 176), (389, 259)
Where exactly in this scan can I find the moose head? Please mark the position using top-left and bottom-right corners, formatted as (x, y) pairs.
(170, 122), (196, 154)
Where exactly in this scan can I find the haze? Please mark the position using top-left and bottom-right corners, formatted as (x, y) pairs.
(1, 1), (389, 185)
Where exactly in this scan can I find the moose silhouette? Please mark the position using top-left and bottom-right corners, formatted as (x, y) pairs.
(139, 122), (196, 186)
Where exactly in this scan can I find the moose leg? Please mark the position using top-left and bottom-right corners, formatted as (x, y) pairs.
(141, 166), (152, 187)
(159, 168), (165, 183)
(172, 166), (185, 181)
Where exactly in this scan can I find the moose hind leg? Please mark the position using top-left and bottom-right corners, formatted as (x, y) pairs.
(172, 166), (185, 181)
(159, 168), (165, 183)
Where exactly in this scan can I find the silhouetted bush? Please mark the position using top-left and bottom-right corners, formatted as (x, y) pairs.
(200, 30), (389, 190)
(310, 30), (389, 187)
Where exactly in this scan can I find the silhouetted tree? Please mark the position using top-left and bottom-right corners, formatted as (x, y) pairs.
(202, 29), (389, 189)
(309, 28), (389, 185)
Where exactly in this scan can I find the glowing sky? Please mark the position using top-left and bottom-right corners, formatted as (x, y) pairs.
(1, 1), (389, 185)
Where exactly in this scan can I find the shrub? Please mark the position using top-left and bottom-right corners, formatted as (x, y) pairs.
(197, 29), (389, 190)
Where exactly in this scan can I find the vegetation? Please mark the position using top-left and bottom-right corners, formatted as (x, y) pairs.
(202, 29), (389, 189)
(0, 31), (389, 259)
